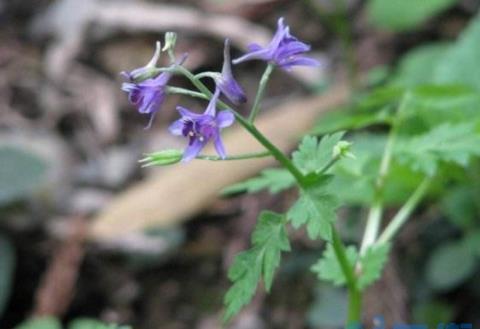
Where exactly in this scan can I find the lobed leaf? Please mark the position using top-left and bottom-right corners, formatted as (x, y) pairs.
(311, 244), (357, 286)
(287, 175), (339, 241)
(223, 211), (290, 322)
(312, 243), (390, 290)
(434, 14), (480, 91)
(357, 243), (390, 289)
(395, 123), (480, 176)
(292, 132), (345, 174)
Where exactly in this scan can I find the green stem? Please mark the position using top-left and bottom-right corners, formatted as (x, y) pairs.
(175, 65), (214, 97)
(249, 64), (275, 122)
(331, 228), (361, 325)
(377, 177), (431, 245)
(194, 71), (219, 80)
(359, 125), (396, 254)
(319, 154), (341, 175)
(166, 86), (208, 100)
(360, 93), (411, 254)
(196, 151), (271, 161)
(235, 114), (307, 186)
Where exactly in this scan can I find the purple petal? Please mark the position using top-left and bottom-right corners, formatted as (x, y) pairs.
(214, 135), (227, 159)
(281, 56), (320, 69)
(138, 89), (162, 114)
(232, 47), (271, 64)
(247, 43), (263, 52)
(204, 88), (220, 117)
(177, 106), (203, 119)
(217, 77), (247, 105)
(269, 17), (288, 50)
(218, 39), (247, 104)
(182, 139), (205, 162)
(216, 111), (235, 128)
(168, 119), (184, 135)
(275, 40), (311, 58)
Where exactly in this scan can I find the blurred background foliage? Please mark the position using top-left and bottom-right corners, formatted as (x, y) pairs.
(1, 0), (480, 328)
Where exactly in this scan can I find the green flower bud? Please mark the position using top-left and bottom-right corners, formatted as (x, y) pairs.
(139, 149), (183, 167)
(333, 140), (355, 159)
(163, 32), (178, 53)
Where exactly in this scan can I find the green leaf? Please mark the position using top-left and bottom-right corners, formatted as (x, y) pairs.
(395, 123), (480, 176)
(0, 146), (47, 206)
(15, 317), (62, 329)
(287, 176), (338, 241)
(392, 43), (450, 87)
(223, 211), (290, 322)
(69, 319), (132, 329)
(0, 235), (15, 318)
(357, 243), (390, 290)
(311, 244), (357, 286)
(312, 243), (390, 289)
(222, 168), (295, 195)
(426, 241), (476, 291)
(368, 0), (457, 31)
(408, 85), (480, 127)
(434, 14), (480, 91)
(292, 133), (345, 174)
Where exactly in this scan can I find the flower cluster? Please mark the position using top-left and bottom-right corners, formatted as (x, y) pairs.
(121, 18), (318, 161)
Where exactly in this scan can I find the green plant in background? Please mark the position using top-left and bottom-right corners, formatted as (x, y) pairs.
(368, 0), (458, 31)
(14, 317), (130, 329)
(0, 146), (47, 320)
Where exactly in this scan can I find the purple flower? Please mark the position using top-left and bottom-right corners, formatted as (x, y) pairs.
(169, 89), (235, 162)
(121, 54), (186, 129)
(214, 39), (247, 105)
(122, 71), (172, 129)
(232, 17), (319, 70)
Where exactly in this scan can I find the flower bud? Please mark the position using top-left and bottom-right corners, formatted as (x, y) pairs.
(333, 141), (355, 159)
(140, 149), (183, 167)
(163, 32), (178, 53)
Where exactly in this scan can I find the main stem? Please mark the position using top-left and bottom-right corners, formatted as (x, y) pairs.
(331, 228), (361, 325)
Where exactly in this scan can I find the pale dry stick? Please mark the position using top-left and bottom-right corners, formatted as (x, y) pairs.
(89, 83), (349, 240)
